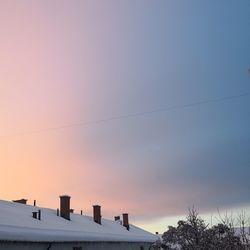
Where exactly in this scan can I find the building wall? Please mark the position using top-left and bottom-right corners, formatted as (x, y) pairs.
(0, 241), (153, 250)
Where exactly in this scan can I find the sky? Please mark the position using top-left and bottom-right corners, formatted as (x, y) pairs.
(0, 0), (250, 233)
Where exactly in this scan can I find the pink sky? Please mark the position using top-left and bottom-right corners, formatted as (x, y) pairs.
(1, 1), (165, 227)
(1, 1), (250, 234)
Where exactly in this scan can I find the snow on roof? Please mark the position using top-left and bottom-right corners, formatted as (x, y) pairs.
(0, 200), (157, 243)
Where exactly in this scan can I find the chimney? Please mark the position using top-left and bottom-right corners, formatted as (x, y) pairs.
(114, 216), (120, 221)
(13, 199), (27, 205)
(122, 213), (130, 230)
(59, 195), (71, 220)
(93, 205), (101, 224)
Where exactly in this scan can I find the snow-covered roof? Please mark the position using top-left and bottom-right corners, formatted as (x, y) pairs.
(0, 200), (157, 243)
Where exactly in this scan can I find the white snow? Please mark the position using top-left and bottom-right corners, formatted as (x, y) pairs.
(0, 200), (157, 242)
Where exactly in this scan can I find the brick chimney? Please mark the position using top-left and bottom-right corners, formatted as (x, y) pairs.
(13, 199), (27, 205)
(93, 205), (101, 225)
(122, 213), (129, 230)
(60, 195), (71, 220)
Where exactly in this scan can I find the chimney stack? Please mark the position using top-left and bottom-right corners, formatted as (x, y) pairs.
(122, 213), (130, 230)
(114, 216), (120, 221)
(13, 199), (27, 205)
(93, 205), (101, 224)
(59, 195), (71, 220)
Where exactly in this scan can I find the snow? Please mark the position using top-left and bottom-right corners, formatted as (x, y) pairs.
(0, 200), (157, 242)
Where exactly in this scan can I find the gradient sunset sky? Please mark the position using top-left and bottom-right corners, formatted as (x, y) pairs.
(0, 0), (250, 233)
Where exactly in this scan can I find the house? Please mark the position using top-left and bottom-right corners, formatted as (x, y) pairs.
(0, 196), (158, 250)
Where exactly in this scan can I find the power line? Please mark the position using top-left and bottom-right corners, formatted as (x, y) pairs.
(1, 92), (250, 137)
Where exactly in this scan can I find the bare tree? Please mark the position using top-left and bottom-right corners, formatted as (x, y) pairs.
(161, 208), (248, 250)
(237, 211), (250, 248)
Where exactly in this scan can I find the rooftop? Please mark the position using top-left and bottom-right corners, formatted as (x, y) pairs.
(0, 200), (157, 243)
